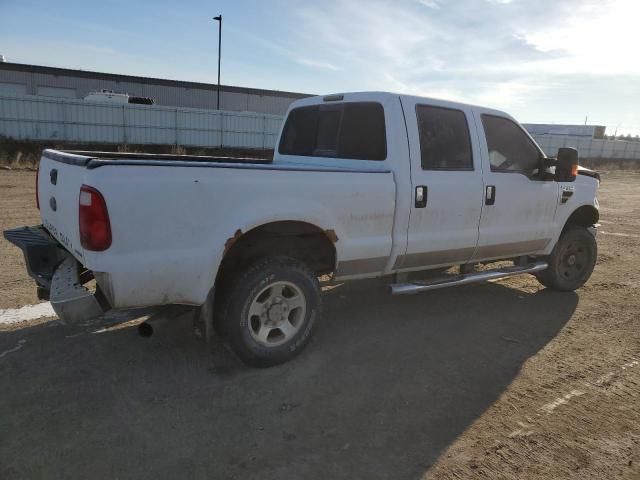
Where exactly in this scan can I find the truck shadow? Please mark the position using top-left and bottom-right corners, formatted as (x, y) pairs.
(0, 280), (577, 480)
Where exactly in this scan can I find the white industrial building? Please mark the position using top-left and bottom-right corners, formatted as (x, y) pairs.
(1, 62), (638, 160)
(0, 62), (308, 115)
(523, 123), (606, 139)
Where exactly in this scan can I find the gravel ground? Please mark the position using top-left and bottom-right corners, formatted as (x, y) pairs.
(0, 169), (638, 479)
(0, 170), (40, 309)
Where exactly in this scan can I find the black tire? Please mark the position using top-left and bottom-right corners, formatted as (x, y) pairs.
(218, 256), (321, 368)
(536, 226), (597, 291)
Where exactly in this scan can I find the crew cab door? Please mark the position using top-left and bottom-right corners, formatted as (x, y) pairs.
(471, 113), (558, 261)
(396, 98), (484, 271)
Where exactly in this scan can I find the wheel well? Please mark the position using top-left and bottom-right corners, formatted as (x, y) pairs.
(217, 221), (337, 284)
(563, 205), (599, 233)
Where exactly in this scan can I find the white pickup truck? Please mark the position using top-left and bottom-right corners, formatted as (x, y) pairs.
(5, 92), (600, 367)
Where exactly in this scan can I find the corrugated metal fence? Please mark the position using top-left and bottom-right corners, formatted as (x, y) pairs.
(0, 94), (283, 149)
(531, 134), (640, 160)
(1, 94), (640, 160)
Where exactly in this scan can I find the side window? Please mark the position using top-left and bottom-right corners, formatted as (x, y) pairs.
(416, 105), (473, 170)
(278, 102), (387, 160)
(481, 115), (541, 173)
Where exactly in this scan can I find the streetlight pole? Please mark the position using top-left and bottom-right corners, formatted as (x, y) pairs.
(213, 15), (222, 110)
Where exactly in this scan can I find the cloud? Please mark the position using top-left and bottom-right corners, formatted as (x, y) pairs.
(277, 0), (639, 132)
(417, 0), (441, 9)
(226, 27), (341, 73)
(4, 0), (637, 133)
(296, 59), (341, 71)
(1, 39), (133, 72)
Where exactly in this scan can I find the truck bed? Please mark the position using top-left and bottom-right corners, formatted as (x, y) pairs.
(43, 149), (391, 173)
(36, 148), (396, 310)
(44, 149), (273, 167)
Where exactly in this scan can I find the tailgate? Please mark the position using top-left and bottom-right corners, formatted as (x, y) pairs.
(38, 152), (88, 262)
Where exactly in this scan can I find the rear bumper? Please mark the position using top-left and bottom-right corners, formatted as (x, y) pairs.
(3, 225), (66, 289)
(49, 255), (107, 323)
(4, 225), (108, 323)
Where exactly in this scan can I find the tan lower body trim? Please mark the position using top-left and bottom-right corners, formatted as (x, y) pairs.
(471, 238), (550, 260)
(334, 256), (388, 277)
(393, 247), (476, 270)
(393, 238), (551, 270)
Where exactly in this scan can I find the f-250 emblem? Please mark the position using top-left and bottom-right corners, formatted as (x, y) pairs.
(560, 185), (575, 204)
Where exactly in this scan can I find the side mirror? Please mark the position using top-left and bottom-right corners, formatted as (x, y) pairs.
(555, 147), (578, 182)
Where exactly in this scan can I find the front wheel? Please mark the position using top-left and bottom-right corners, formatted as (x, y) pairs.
(536, 226), (597, 291)
(219, 256), (321, 367)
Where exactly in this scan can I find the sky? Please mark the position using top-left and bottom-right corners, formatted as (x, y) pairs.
(1, 0), (639, 135)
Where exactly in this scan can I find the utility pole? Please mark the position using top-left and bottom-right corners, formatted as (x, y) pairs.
(213, 15), (222, 110)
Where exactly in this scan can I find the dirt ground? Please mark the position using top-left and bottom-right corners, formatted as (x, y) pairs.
(0, 169), (639, 480)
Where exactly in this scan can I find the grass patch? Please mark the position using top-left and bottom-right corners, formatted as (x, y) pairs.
(0, 137), (273, 169)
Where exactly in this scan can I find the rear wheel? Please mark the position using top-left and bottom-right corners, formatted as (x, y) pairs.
(218, 256), (321, 367)
(536, 226), (597, 291)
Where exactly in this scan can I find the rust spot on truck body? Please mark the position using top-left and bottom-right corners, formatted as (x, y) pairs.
(224, 229), (243, 254)
(325, 229), (339, 243)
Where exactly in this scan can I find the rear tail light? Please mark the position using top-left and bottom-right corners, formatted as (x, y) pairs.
(79, 185), (112, 251)
(35, 164), (40, 209)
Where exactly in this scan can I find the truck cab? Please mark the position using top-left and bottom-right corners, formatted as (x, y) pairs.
(276, 92), (599, 278)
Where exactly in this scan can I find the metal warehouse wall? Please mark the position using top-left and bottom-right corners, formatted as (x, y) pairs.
(532, 134), (640, 161)
(0, 63), (309, 116)
(2, 93), (639, 159)
(523, 123), (606, 139)
(0, 95), (284, 149)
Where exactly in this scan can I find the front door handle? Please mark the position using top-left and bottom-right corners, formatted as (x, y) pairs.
(415, 185), (427, 208)
(485, 185), (496, 205)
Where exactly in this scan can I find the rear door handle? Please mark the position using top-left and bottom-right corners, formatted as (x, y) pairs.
(485, 185), (496, 205)
(415, 185), (427, 208)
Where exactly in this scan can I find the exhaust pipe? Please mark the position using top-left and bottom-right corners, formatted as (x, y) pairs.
(137, 322), (154, 337)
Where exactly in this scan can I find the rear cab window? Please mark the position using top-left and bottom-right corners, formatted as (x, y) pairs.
(278, 102), (387, 161)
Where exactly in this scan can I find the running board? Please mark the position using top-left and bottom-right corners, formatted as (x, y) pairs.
(390, 261), (548, 296)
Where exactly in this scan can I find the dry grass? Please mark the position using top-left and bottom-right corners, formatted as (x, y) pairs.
(0, 137), (273, 169)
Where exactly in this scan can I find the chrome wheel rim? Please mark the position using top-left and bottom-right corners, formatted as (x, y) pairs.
(247, 281), (306, 347)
